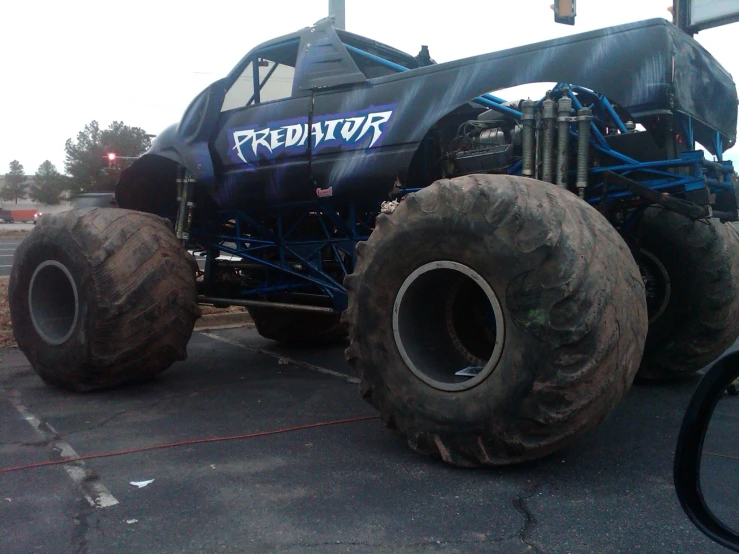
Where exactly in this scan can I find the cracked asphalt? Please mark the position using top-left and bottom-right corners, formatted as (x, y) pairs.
(0, 327), (736, 553)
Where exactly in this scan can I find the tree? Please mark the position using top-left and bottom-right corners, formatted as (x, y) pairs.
(64, 121), (152, 195)
(29, 161), (67, 205)
(2, 160), (29, 204)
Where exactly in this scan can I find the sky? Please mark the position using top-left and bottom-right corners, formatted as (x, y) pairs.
(1, 0), (738, 175)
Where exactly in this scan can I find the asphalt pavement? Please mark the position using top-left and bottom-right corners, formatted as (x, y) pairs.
(0, 237), (23, 277)
(1, 327), (736, 553)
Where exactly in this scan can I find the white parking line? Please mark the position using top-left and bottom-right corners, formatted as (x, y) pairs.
(0, 265), (12, 268)
(0, 255), (14, 257)
(199, 332), (360, 384)
(4, 390), (119, 508)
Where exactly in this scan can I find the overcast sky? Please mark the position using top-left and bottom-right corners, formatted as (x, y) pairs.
(1, 0), (738, 175)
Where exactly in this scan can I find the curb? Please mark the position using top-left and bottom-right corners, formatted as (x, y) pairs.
(194, 312), (254, 331)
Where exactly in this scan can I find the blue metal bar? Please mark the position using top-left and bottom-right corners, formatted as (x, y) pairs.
(507, 159), (523, 175)
(343, 43), (521, 119)
(238, 283), (315, 297)
(198, 239), (345, 295)
(313, 211), (350, 276)
(282, 246), (345, 289)
(591, 141), (639, 165)
(588, 168), (695, 190)
(276, 210), (286, 268)
(316, 202), (354, 237)
(567, 90), (610, 150)
(588, 155), (701, 174)
(584, 176), (706, 203)
(680, 115), (695, 148)
(344, 43), (409, 72)
(284, 210), (309, 240)
(715, 132), (724, 162)
(471, 95), (521, 119)
(391, 188), (422, 196)
(599, 96), (629, 134)
(706, 177), (733, 191)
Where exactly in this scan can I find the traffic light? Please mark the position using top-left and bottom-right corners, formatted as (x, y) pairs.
(107, 152), (116, 168)
(553, 0), (576, 25)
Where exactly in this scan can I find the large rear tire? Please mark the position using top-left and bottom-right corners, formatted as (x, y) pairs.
(248, 307), (345, 347)
(636, 208), (739, 380)
(343, 175), (648, 466)
(9, 208), (201, 391)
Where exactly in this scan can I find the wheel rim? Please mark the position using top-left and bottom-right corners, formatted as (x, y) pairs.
(638, 249), (671, 325)
(28, 260), (79, 346)
(392, 261), (505, 392)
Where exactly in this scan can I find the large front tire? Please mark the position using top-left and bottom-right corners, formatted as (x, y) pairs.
(9, 208), (201, 391)
(343, 175), (648, 466)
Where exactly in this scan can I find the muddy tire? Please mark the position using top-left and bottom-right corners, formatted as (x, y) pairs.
(248, 307), (345, 347)
(636, 209), (739, 380)
(9, 208), (201, 392)
(343, 175), (648, 466)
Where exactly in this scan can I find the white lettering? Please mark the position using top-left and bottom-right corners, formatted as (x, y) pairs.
(284, 124), (304, 147)
(269, 128), (286, 151)
(232, 108), (393, 163)
(311, 122), (325, 147)
(232, 129), (256, 163)
(340, 116), (366, 142)
(355, 111), (393, 148)
(251, 129), (272, 156)
(299, 123), (310, 146)
(323, 118), (343, 141)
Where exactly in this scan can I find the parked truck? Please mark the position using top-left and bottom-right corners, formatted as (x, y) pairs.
(0, 209), (40, 223)
(10, 18), (739, 466)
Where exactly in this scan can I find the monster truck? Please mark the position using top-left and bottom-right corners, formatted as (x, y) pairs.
(10, 18), (739, 466)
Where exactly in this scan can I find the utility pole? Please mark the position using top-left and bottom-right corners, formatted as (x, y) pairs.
(329, 0), (345, 30)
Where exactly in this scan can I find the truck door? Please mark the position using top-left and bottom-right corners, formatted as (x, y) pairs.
(213, 39), (312, 207)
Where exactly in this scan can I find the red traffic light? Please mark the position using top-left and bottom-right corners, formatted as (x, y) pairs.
(107, 153), (117, 162)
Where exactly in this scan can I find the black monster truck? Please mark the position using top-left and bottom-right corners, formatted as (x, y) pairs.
(11, 18), (739, 466)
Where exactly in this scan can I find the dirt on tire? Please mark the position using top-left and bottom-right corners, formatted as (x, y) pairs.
(9, 208), (201, 391)
(637, 209), (739, 380)
(343, 174), (648, 466)
(248, 306), (345, 347)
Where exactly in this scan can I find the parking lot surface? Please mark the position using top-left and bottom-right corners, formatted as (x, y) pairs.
(0, 237), (23, 277)
(0, 327), (735, 553)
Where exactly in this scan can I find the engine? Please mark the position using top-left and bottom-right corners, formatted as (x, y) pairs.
(450, 104), (523, 175)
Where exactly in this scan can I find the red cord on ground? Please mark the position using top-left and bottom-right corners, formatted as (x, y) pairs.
(0, 414), (379, 474)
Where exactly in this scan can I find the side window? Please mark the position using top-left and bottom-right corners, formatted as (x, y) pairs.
(222, 62), (254, 112)
(257, 60), (295, 103)
(221, 40), (298, 112)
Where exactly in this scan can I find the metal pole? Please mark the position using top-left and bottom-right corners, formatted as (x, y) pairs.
(329, 0), (345, 30)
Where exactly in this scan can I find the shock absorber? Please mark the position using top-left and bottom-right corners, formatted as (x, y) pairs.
(576, 107), (593, 198)
(541, 98), (556, 183)
(175, 172), (195, 242)
(556, 97), (572, 189)
(521, 100), (536, 177)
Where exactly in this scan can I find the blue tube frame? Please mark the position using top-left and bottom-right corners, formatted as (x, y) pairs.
(192, 200), (380, 310)
(343, 43), (522, 119)
(191, 42), (736, 311)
